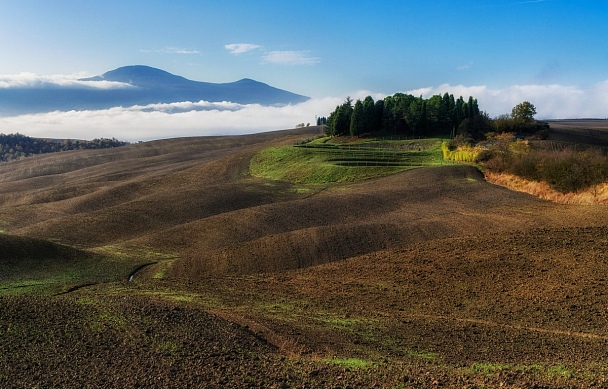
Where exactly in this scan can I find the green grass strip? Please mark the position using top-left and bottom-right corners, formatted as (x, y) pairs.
(250, 137), (445, 184)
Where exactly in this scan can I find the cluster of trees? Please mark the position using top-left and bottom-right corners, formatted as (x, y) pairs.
(454, 101), (549, 145)
(321, 94), (549, 145)
(0, 133), (128, 162)
(324, 93), (481, 138)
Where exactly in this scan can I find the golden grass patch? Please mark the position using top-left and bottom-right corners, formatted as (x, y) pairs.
(484, 171), (608, 204)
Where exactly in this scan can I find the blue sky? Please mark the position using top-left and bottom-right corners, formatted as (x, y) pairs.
(0, 0), (607, 140)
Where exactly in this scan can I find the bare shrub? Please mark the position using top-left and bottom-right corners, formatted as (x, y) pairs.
(511, 152), (542, 181)
(484, 140), (608, 193)
(534, 149), (607, 193)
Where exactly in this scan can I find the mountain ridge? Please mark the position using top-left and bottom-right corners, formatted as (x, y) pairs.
(0, 65), (309, 115)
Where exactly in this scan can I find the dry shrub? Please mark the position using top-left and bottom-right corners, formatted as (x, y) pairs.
(485, 142), (608, 193)
(482, 151), (511, 172)
(485, 171), (608, 204)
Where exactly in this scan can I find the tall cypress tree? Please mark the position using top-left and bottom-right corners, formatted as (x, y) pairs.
(362, 96), (376, 134)
(350, 100), (365, 137)
(382, 96), (395, 134)
(420, 100), (428, 136)
(374, 99), (384, 133)
(333, 104), (352, 136)
(467, 96), (475, 118)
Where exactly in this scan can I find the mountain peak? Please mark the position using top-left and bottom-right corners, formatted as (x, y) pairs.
(80, 65), (190, 87)
(0, 65), (309, 115)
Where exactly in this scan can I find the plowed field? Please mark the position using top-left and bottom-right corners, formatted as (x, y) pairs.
(2, 123), (608, 388)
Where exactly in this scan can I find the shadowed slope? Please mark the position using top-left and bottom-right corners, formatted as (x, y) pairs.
(189, 225), (608, 376)
(0, 234), (148, 295)
(1, 127), (608, 280)
(170, 166), (608, 277)
(0, 234), (85, 266)
(0, 128), (318, 235)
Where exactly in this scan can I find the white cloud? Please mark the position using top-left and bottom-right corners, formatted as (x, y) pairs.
(140, 47), (201, 55)
(456, 62), (473, 71)
(224, 44), (319, 65)
(0, 98), (341, 142)
(225, 43), (262, 54)
(262, 51), (320, 65)
(406, 81), (608, 119)
(0, 72), (133, 89)
(0, 80), (605, 143)
(164, 47), (201, 55)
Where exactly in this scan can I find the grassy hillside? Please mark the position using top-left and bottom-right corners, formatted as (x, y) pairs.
(250, 136), (445, 184)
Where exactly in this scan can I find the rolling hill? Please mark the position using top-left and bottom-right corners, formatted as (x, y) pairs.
(0, 65), (309, 115)
(2, 124), (608, 387)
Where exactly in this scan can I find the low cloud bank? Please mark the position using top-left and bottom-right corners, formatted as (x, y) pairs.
(0, 81), (605, 142)
(0, 98), (342, 142)
(408, 81), (608, 119)
(0, 72), (133, 89)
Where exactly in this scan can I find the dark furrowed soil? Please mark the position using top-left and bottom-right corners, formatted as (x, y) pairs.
(545, 119), (608, 148)
(0, 294), (487, 389)
(221, 226), (608, 359)
(0, 295), (294, 388)
(178, 225), (608, 387)
(3, 125), (608, 387)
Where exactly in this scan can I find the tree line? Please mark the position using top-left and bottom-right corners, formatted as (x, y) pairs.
(319, 95), (550, 146)
(0, 133), (129, 162)
(321, 93), (481, 138)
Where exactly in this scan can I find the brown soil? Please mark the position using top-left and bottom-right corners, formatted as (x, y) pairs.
(545, 119), (608, 148)
(2, 123), (608, 387)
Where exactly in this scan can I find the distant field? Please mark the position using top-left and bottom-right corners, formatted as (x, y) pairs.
(546, 118), (608, 130)
(2, 126), (608, 387)
(546, 119), (608, 148)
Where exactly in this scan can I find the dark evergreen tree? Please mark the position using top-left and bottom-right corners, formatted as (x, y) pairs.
(324, 92), (484, 138)
(382, 96), (396, 134)
(374, 99), (384, 133)
(325, 106), (340, 135)
(420, 100), (428, 136)
(362, 96), (376, 134)
(454, 97), (464, 127)
(467, 96), (475, 118)
(325, 97), (354, 136)
(426, 94), (443, 124)
(393, 93), (414, 134)
(350, 100), (365, 137)
(407, 99), (421, 137)
(335, 99), (353, 136)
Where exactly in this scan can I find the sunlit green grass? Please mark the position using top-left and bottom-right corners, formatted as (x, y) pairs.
(250, 137), (445, 184)
(324, 357), (373, 369)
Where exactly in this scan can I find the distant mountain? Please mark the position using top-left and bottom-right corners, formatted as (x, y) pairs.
(0, 65), (309, 115)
